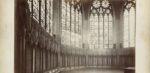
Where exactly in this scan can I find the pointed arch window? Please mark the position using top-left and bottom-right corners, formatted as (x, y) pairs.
(61, 0), (82, 48)
(123, 0), (135, 48)
(89, 0), (113, 49)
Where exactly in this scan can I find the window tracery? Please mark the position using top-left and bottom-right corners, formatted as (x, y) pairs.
(89, 0), (113, 49)
(123, 0), (135, 48)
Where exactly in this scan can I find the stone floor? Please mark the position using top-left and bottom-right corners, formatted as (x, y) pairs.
(60, 68), (124, 73)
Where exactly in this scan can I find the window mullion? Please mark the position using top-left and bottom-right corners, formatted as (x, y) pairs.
(108, 14), (109, 49)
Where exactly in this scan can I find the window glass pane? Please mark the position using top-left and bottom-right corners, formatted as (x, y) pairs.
(76, 10), (79, 33)
(104, 14), (108, 48)
(71, 6), (75, 32)
(41, 0), (45, 27)
(66, 2), (70, 31)
(123, 9), (129, 48)
(61, 0), (66, 30)
(79, 12), (82, 34)
(33, 0), (39, 21)
(129, 7), (135, 47)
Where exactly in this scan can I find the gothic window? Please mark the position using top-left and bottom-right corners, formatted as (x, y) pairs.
(61, 0), (82, 48)
(123, 0), (135, 48)
(89, 0), (113, 49)
(27, 0), (53, 33)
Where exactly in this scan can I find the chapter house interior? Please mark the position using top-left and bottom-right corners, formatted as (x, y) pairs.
(15, 0), (135, 73)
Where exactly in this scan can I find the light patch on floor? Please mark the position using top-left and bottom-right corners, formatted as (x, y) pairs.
(60, 68), (124, 73)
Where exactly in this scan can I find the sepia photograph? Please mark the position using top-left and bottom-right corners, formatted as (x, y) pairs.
(15, 0), (135, 73)
(0, 0), (150, 73)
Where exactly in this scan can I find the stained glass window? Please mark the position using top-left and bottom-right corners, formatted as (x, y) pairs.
(61, 0), (82, 48)
(27, 0), (53, 33)
(123, 0), (135, 48)
(89, 0), (113, 49)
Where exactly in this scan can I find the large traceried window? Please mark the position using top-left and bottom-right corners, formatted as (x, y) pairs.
(27, 0), (53, 33)
(61, 0), (82, 48)
(89, 0), (113, 49)
(123, 0), (135, 48)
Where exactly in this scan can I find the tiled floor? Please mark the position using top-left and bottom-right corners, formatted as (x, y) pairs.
(60, 68), (124, 73)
